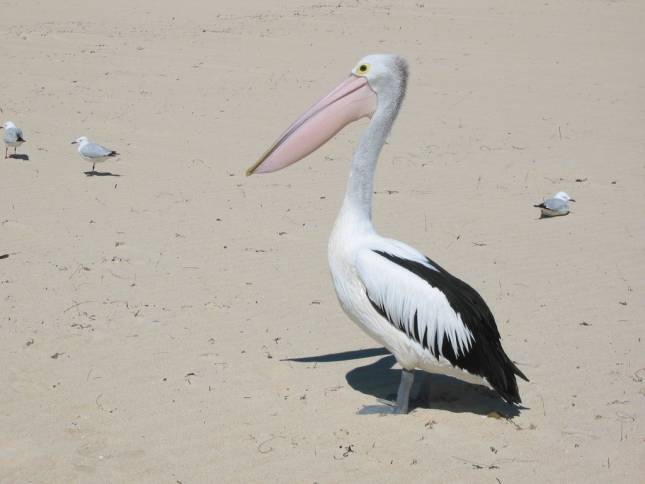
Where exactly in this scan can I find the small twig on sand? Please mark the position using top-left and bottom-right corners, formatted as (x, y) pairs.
(63, 300), (94, 314)
(256, 435), (285, 454)
(452, 456), (499, 470)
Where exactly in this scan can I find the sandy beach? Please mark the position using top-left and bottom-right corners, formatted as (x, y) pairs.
(1, 1), (644, 482)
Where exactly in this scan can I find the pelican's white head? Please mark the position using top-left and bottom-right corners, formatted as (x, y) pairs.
(351, 54), (408, 108)
(554, 191), (575, 202)
(247, 54), (408, 175)
(1, 121), (16, 129)
(71, 136), (89, 145)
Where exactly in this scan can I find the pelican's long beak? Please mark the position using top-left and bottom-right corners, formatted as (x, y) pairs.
(246, 74), (377, 175)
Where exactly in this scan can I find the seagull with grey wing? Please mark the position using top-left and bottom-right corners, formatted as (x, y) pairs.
(534, 191), (575, 218)
(2, 121), (26, 158)
(71, 136), (119, 173)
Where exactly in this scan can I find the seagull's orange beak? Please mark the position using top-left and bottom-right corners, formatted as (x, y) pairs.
(246, 75), (377, 175)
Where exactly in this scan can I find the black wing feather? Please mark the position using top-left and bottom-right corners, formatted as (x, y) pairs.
(369, 250), (528, 404)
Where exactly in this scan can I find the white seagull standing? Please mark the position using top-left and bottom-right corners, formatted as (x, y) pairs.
(247, 55), (528, 413)
(2, 121), (26, 159)
(71, 136), (119, 173)
(534, 191), (575, 218)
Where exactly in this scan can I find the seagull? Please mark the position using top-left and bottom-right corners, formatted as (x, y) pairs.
(71, 136), (119, 173)
(534, 191), (575, 218)
(2, 121), (26, 158)
(247, 54), (528, 414)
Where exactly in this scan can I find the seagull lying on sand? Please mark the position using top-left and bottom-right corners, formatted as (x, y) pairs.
(71, 136), (119, 172)
(534, 191), (575, 217)
(2, 121), (26, 158)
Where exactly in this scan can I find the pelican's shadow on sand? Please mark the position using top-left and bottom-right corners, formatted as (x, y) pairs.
(84, 170), (121, 177)
(287, 348), (523, 417)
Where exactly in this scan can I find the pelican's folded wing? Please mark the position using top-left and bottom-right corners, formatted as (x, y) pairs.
(356, 247), (527, 403)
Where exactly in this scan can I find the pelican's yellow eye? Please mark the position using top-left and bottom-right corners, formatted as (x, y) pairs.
(357, 63), (369, 75)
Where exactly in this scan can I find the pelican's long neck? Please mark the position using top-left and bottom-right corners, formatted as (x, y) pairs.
(341, 90), (403, 224)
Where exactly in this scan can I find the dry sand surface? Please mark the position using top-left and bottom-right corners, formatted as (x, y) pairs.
(1, 1), (644, 482)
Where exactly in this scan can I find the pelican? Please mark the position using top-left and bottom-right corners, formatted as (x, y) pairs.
(247, 54), (528, 413)
(2, 121), (26, 159)
(71, 136), (119, 173)
(534, 191), (575, 218)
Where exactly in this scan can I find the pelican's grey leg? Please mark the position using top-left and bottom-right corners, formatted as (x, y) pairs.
(358, 369), (416, 416)
(394, 369), (414, 414)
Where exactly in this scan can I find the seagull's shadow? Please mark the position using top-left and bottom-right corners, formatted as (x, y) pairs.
(286, 348), (522, 417)
(8, 154), (29, 161)
(538, 214), (568, 220)
(84, 170), (120, 177)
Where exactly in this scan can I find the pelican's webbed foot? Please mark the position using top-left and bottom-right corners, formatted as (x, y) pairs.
(358, 369), (415, 415)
